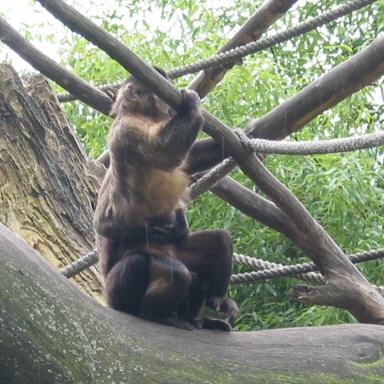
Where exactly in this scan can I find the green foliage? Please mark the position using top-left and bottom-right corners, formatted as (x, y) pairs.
(22, 0), (384, 330)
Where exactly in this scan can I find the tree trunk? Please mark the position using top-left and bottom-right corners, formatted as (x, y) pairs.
(0, 223), (383, 384)
(0, 64), (104, 300)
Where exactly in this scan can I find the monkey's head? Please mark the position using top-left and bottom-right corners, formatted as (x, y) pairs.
(110, 67), (173, 120)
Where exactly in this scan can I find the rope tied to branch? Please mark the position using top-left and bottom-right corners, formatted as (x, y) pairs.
(231, 248), (384, 281)
(188, 130), (384, 199)
(61, 247), (384, 286)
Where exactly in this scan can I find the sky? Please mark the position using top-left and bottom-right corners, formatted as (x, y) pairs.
(1, 0), (308, 70)
(2, 0), (63, 69)
(1, 0), (151, 69)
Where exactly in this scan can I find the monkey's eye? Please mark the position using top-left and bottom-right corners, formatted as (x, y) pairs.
(126, 84), (140, 97)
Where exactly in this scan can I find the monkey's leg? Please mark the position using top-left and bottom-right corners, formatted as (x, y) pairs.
(105, 252), (150, 315)
(178, 230), (233, 297)
(183, 138), (227, 175)
(177, 230), (239, 326)
(177, 272), (206, 325)
(177, 274), (232, 332)
(140, 254), (194, 330)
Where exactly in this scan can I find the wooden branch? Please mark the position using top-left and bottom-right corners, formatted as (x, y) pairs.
(1, 223), (384, 383)
(188, 0), (298, 97)
(211, 177), (296, 238)
(0, 64), (104, 300)
(247, 35), (384, 139)
(36, 0), (183, 110)
(0, 16), (112, 115)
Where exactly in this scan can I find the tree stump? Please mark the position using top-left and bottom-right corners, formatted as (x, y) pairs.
(0, 64), (104, 300)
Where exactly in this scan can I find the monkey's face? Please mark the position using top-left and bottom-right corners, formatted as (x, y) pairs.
(111, 79), (173, 120)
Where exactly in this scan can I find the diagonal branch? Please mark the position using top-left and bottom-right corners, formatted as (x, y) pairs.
(211, 177), (296, 238)
(36, 0), (183, 110)
(247, 36), (384, 140)
(230, 132), (384, 323)
(0, 17), (112, 115)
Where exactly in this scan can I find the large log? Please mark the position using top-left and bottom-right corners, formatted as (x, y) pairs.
(0, 64), (103, 300)
(0, 223), (383, 384)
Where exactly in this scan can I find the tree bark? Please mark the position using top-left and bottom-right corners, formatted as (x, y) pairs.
(0, 64), (103, 300)
(0, 222), (383, 384)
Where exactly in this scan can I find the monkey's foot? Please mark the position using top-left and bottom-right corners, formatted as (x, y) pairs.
(192, 317), (232, 331)
(206, 297), (239, 324)
(152, 315), (195, 331)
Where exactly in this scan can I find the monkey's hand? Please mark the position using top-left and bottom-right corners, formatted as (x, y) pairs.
(206, 297), (239, 324)
(179, 89), (201, 114)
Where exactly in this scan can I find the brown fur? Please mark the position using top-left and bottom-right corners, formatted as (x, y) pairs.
(95, 72), (238, 330)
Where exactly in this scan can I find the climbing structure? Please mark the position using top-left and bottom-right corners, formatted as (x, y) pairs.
(0, 0), (383, 324)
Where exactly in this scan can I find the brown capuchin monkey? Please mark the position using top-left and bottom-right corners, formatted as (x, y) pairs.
(94, 68), (238, 330)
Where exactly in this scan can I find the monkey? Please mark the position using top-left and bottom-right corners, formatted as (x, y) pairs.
(94, 68), (238, 330)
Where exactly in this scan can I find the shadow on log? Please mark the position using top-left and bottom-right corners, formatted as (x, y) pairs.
(0, 223), (383, 383)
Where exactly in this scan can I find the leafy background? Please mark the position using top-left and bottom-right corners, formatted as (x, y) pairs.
(1, 0), (383, 330)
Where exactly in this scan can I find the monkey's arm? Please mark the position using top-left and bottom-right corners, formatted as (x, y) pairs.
(151, 90), (204, 169)
(183, 138), (226, 175)
(146, 209), (189, 243)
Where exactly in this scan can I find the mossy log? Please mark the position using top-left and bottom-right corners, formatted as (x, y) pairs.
(0, 223), (383, 384)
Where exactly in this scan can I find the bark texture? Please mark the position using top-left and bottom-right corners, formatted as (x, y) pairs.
(1, 222), (383, 384)
(0, 64), (103, 300)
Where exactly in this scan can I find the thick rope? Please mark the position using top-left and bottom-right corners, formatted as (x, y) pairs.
(61, 247), (384, 284)
(231, 265), (384, 296)
(233, 248), (384, 277)
(234, 253), (326, 283)
(188, 158), (236, 199)
(57, 0), (376, 103)
(61, 250), (98, 278)
(187, 130), (384, 201)
(247, 131), (384, 155)
(169, 0), (376, 78)
(231, 252), (384, 297)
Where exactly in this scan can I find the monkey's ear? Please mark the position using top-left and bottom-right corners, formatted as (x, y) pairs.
(109, 102), (118, 118)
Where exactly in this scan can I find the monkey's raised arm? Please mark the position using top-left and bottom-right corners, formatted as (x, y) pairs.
(183, 138), (226, 175)
(150, 90), (204, 170)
